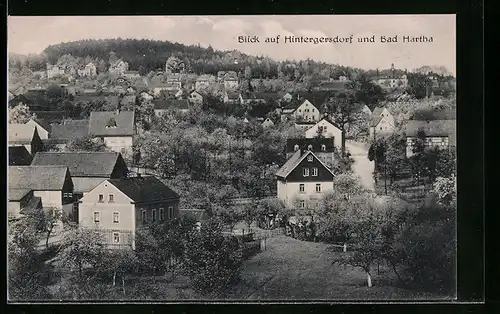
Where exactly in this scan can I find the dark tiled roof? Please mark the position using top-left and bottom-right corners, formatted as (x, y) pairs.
(50, 120), (90, 140)
(8, 188), (32, 201)
(108, 176), (179, 203)
(403, 120), (456, 144)
(372, 107), (385, 116)
(89, 111), (135, 136)
(9, 94), (34, 106)
(370, 116), (384, 127)
(286, 138), (336, 153)
(31, 151), (124, 177)
(296, 91), (332, 107)
(411, 109), (456, 121)
(8, 166), (70, 191)
(9, 146), (33, 166)
(276, 150), (302, 178)
(30, 118), (52, 132)
(32, 111), (67, 123)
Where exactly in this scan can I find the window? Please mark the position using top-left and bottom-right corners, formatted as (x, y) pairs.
(321, 145), (326, 152)
(303, 168), (309, 177)
(168, 206), (174, 219)
(299, 184), (305, 193)
(121, 148), (126, 154)
(93, 211), (100, 223)
(113, 212), (119, 223)
(294, 144), (299, 151)
(108, 194), (114, 203)
(316, 184), (322, 193)
(380, 127), (382, 130)
(298, 109), (301, 113)
(160, 208), (165, 221)
(141, 210), (147, 224)
(300, 200), (305, 208)
(152, 209), (156, 222)
(324, 126), (327, 131)
(312, 167), (318, 176)
(307, 145), (313, 151)
(307, 155), (313, 161)
(113, 232), (120, 244)
(98, 194), (104, 203)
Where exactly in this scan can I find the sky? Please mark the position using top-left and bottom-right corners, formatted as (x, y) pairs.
(8, 15), (456, 74)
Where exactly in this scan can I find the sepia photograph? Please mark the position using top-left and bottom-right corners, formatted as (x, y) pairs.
(7, 14), (457, 302)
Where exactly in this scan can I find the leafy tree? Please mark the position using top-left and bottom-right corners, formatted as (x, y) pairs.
(346, 72), (386, 110)
(65, 135), (108, 152)
(9, 104), (36, 124)
(8, 217), (52, 300)
(59, 227), (106, 296)
(183, 218), (243, 297)
(407, 73), (433, 99)
(166, 55), (185, 73)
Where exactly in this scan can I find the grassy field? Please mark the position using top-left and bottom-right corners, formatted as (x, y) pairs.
(227, 235), (452, 300)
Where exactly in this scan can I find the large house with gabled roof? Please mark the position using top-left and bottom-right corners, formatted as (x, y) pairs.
(276, 149), (336, 209)
(305, 117), (344, 152)
(31, 151), (129, 222)
(369, 106), (396, 139)
(78, 175), (180, 249)
(89, 110), (135, 157)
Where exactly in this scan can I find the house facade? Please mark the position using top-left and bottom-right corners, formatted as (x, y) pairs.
(223, 91), (240, 104)
(369, 107), (396, 139)
(31, 151), (129, 222)
(89, 111), (135, 158)
(47, 64), (65, 79)
(404, 120), (456, 157)
(109, 60), (129, 75)
(305, 118), (344, 151)
(78, 63), (97, 77)
(276, 150), (335, 209)
(188, 91), (204, 105)
(8, 165), (74, 223)
(122, 71), (141, 79)
(78, 176), (180, 249)
(291, 99), (321, 122)
(195, 75), (213, 90)
(262, 118), (275, 129)
(25, 119), (51, 140)
(8, 189), (43, 220)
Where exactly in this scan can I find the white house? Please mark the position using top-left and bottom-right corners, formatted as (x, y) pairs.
(305, 118), (344, 151)
(78, 63), (97, 77)
(369, 107), (396, 139)
(276, 150), (335, 209)
(188, 91), (204, 105)
(78, 176), (180, 249)
(291, 99), (321, 122)
(262, 118), (275, 129)
(88, 110), (135, 158)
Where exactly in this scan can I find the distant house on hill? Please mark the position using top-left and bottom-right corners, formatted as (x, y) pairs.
(46, 64), (66, 79)
(153, 99), (190, 116)
(369, 107), (396, 139)
(218, 71), (239, 89)
(78, 63), (97, 77)
(122, 71), (141, 79)
(195, 75), (214, 90)
(150, 81), (182, 96)
(109, 59), (129, 75)
(188, 91), (204, 105)
(224, 90), (240, 104)
(89, 110), (135, 157)
(262, 118), (275, 129)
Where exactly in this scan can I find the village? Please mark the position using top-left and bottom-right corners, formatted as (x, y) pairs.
(8, 39), (457, 300)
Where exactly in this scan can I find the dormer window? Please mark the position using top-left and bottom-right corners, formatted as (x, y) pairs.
(321, 145), (326, 151)
(307, 145), (313, 151)
(294, 144), (299, 151)
(106, 117), (117, 128)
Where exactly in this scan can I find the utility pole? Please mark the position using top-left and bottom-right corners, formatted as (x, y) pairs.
(384, 151), (388, 195)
